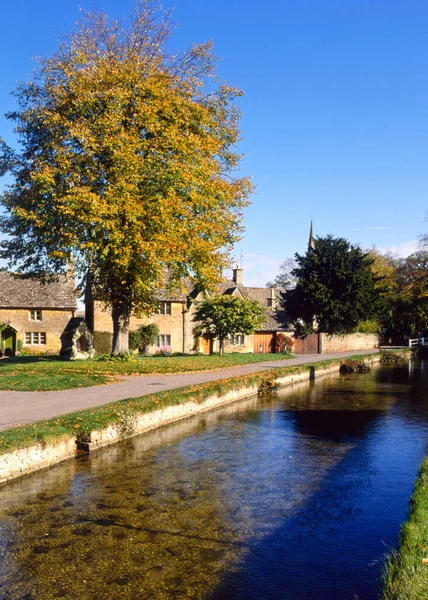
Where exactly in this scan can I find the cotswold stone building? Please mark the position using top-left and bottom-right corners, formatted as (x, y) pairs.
(0, 272), (77, 354)
(89, 268), (287, 355)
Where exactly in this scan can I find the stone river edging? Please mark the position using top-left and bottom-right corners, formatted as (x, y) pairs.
(0, 354), (383, 486)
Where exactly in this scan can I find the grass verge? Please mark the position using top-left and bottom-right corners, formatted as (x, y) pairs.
(0, 352), (293, 391)
(382, 453), (428, 600)
(0, 353), (379, 456)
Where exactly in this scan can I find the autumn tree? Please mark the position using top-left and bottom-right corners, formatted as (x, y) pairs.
(284, 235), (380, 335)
(387, 251), (428, 339)
(193, 295), (266, 354)
(0, 1), (253, 353)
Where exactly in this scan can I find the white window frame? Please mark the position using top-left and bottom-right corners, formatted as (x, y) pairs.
(230, 334), (245, 346)
(25, 332), (47, 345)
(29, 310), (42, 321)
(157, 334), (171, 347)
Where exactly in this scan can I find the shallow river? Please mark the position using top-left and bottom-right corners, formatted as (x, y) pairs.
(1, 360), (428, 599)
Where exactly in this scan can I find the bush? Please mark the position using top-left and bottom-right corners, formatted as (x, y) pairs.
(129, 323), (159, 354)
(17, 339), (23, 353)
(276, 333), (294, 353)
(380, 350), (401, 363)
(94, 331), (113, 355)
(339, 359), (370, 373)
(258, 378), (279, 394)
(19, 348), (58, 357)
(354, 320), (381, 334)
(96, 352), (136, 363)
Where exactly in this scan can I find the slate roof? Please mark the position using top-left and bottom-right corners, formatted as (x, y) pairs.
(243, 286), (285, 331)
(212, 280), (286, 331)
(0, 272), (77, 309)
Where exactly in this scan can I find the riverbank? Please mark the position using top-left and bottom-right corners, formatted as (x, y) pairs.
(382, 453), (428, 599)
(0, 353), (386, 485)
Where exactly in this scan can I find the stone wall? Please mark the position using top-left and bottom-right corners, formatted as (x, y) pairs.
(320, 332), (379, 354)
(0, 308), (76, 353)
(0, 436), (76, 485)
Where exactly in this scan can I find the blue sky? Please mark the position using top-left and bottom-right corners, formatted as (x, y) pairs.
(1, 0), (427, 285)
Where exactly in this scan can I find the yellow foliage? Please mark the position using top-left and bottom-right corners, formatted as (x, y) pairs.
(1, 0), (253, 325)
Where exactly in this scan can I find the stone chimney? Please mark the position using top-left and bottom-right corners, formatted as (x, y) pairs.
(232, 265), (243, 285)
(270, 286), (276, 309)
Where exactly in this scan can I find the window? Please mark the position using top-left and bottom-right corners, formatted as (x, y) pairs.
(29, 310), (42, 321)
(25, 332), (46, 345)
(230, 334), (245, 346)
(156, 302), (172, 315)
(157, 334), (171, 347)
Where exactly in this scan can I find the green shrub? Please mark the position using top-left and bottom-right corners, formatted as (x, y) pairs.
(96, 352), (136, 363)
(17, 339), (23, 352)
(94, 331), (113, 354)
(354, 320), (381, 334)
(129, 323), (159, 354)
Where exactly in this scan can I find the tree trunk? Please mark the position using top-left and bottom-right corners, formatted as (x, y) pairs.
(219, 336), (224, 355)
(112, 302), (130, 355)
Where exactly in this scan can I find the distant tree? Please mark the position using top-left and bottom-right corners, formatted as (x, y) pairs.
(284, 235), (380, 335)
(266, 257), (297, 290)
(0, 1), (253, 354)
(193, 295), (266, 354)
(388, 251), (428, 338)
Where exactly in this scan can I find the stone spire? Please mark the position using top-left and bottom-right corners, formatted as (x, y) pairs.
(308, 220), (315, 250)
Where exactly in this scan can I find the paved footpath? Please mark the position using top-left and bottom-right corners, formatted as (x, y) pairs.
(0, 350), (380, 431)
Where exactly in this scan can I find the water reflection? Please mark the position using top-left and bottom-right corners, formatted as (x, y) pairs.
(1, 363), (427, 599)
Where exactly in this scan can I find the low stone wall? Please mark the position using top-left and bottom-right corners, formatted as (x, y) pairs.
(0, 436), (76, 486)
(320, 333), (379, 354)
(0, 355), (381, 486)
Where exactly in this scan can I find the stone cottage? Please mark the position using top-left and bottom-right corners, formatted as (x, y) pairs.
(88, 267), (287, 355)
(0, 272), (77, 355)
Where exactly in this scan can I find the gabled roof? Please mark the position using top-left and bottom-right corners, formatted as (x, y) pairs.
(0, 272), (77, 309)
(243, 286), (285, 331)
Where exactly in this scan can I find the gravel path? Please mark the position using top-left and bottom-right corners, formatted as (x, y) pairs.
(0, 350), (380, 430)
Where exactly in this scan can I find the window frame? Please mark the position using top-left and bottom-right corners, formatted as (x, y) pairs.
(25, 332), (47, 345)
(156, 302), (172, 315)
(230, 334), (245, 346)
(157, 334), (171, 347)
(29, 309), (42, 321)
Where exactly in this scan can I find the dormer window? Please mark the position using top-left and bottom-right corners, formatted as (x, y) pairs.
(30, 310), (42, 321)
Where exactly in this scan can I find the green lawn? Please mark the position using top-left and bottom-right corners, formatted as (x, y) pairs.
(0, 352), (292, 391)
(382, 453), (428, 600)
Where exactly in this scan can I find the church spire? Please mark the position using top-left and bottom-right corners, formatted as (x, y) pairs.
(308, 220), (315, 250)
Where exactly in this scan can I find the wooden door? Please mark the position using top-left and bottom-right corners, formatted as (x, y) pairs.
(253, 332), (275, 354)
(293, 334), (320, 354)
(201, 334), (214, 355)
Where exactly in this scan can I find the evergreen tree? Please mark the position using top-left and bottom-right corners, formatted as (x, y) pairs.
(285, 235), (379, 335)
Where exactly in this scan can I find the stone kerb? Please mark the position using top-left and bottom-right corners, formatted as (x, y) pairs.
(0, 436), (76, 485)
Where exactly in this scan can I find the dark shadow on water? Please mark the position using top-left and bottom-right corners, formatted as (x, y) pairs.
(210, 378), (427, 600)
